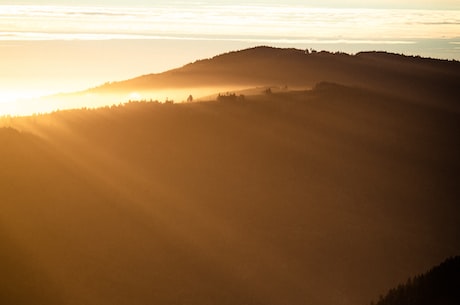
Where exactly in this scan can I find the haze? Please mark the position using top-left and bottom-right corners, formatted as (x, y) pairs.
(0, 3), (459, 305)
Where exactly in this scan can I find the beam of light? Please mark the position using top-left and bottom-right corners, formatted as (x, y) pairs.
(4, 105), (318, 304)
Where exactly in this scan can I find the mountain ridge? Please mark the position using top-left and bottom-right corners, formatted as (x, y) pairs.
(90, 46), (460, 106)
(34, 46), (458, 115)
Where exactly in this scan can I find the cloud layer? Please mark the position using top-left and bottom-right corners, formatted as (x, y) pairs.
(0, 4), (459, 41)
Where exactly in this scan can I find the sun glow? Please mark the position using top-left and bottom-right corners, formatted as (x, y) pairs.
(0, 91), (58, 116)
(0, 87), (242, 117)
(0, 92), (33, 116)
(129, 92), (142, 100)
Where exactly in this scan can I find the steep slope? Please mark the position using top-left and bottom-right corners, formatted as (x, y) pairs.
(2, 83), (459, 305)
(372, 256), (460, 305)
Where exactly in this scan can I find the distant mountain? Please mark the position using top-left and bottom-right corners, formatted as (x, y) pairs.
(372, 256), (460, 305)
(92, 46), (460, 108)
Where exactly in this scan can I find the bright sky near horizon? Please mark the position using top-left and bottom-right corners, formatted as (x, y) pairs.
(0, 0), (459, 114)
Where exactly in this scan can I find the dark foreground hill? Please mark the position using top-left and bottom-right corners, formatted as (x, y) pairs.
(1, 83), (459, 305)
(372, 256), (460, 305)
(92, 46), (460, 109)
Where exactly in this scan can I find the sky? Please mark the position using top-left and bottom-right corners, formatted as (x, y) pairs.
(5, 0), (460, 9)
(0, 0), (459, 114)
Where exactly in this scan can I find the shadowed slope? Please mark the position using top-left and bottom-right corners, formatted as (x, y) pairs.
(372, 256), (460, 305)
(1, 83), (460, 305)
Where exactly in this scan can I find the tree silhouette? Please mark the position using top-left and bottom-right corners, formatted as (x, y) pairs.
(217, 92), (245, 102)
(371, 256), (460, 305)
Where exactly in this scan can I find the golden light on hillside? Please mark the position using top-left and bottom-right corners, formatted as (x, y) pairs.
(1, 0), (460, 302)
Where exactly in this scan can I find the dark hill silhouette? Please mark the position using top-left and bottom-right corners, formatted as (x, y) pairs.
(1, 82), (459, 305)
(371, 256), (460, 305)
(91, 46), (460, 109)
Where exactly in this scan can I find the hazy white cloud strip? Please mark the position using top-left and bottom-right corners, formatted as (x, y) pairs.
(0, 4), (459, 41)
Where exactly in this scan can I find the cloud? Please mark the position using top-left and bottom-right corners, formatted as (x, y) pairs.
(0, 4), (459, 41)
(417, 22), (460, 25)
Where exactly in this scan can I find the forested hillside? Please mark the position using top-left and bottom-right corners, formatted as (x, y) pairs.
(372, 256), (460, 305)
(1, 83), (459, 305)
